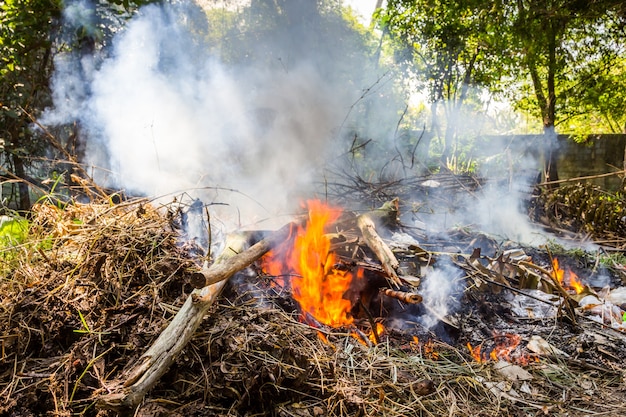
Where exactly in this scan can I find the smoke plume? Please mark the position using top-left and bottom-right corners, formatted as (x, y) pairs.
(42, 1), (374, 229)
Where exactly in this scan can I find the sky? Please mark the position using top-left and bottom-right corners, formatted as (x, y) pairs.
(343, 0), (381, 25)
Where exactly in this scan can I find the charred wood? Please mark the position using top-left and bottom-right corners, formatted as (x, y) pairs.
(381, 288), (423, 304)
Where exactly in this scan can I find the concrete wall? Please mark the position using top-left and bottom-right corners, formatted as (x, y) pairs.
(477, 134), (626, 190)
(556, 134), (626, 190)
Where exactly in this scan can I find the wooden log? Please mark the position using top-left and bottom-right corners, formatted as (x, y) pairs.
(98, 224), (292, 411)
(362, 197), (400, 227)
(189, 223), (294, 289)
(357, 201), (402, 288)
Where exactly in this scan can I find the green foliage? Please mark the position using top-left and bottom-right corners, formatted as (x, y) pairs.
(380, 0), (626, 151)
(0, 216), (29, 246)
(495, 0), (626, 140)
(559, 54), (626, 134)
(0, 1), (60, 159)
(542, 240), (588, 260)
(0, 215), (29, 273)
(381, 0), (508, 100)
(378, 0), (511, 164)
(598, 251), (626, 271)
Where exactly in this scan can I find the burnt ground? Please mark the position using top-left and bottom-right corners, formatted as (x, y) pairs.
(1, 175), (626, 416)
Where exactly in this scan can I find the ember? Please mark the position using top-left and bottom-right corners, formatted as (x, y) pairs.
(262, 199), (362, 327)
(467, 333), (538, 365)
(368, 322), (385, 344)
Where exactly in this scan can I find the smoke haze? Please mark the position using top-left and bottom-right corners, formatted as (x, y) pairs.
(43, 1), (544, 239)
(42, 1), (378, 228)
(39, 0), (565, 334)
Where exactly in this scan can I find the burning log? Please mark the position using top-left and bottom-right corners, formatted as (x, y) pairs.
(381, 288), (423, 304)
(98, 224), (293, 410)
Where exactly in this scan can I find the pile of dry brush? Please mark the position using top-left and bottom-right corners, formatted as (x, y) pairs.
(1, 184), (626, 416)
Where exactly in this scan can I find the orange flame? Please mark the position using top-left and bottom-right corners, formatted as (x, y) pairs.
(262, 200), (361, 327)
(424, 339), (440, 360)
(568, 270), (585, 294)
(467, 342), (485, 363)
(368, 322), (385, 344)
(552, 258), (584, 294)
(491, 333), (521, 362)
(317, 331), (332, 347)
(467, 333), (538, 365)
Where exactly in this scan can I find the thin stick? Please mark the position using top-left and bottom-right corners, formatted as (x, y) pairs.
(538, 170), (623, 186)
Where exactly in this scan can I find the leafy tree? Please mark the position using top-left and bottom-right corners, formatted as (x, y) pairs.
(0, 0), (156, 210)
(380, 0), (626, 181)
(554, 11), (626, 136)
(0, 0), (62, 210)
(378, 0), (509, 166)
(502, 0), (626, 183)
(564, 57), (626, 135)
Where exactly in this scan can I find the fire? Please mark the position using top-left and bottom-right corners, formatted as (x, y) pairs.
(552, 258), (584, 294)
(368, 322), (385, 344)
(467, 342), (485, 363)
(262, 200), (361, 327)
(406, 336), (440, 359)
(423, 339), (440, 360)
(569, 271), (585, 294)
(491, 333), (521, 362)
(467, 333), (538, 365)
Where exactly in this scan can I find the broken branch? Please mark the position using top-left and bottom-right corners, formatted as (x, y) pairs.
(190, 223), (294, 289)
(381, 288), (423, 304)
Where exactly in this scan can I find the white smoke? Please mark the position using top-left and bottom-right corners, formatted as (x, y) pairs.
(419, 264), (462, 329)
(42, 1), (555, 247)
(42, 1), (359, 229)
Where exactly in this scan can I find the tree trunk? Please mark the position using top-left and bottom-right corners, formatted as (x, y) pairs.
(13, 154), (31, 211)
(543, 19), (559, 188)
(542, 126), (559, 188)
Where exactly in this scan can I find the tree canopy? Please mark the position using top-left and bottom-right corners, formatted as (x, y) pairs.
(379, 0), (626, 178)
(378, 0), (511, 164)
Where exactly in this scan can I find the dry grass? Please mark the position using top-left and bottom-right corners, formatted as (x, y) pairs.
(0, 197), (196, 415)
(1, 194), (625, 416)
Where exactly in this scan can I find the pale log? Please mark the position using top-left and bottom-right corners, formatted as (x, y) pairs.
(190, 222), (293, 289)
(357, 202), (402, 288)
